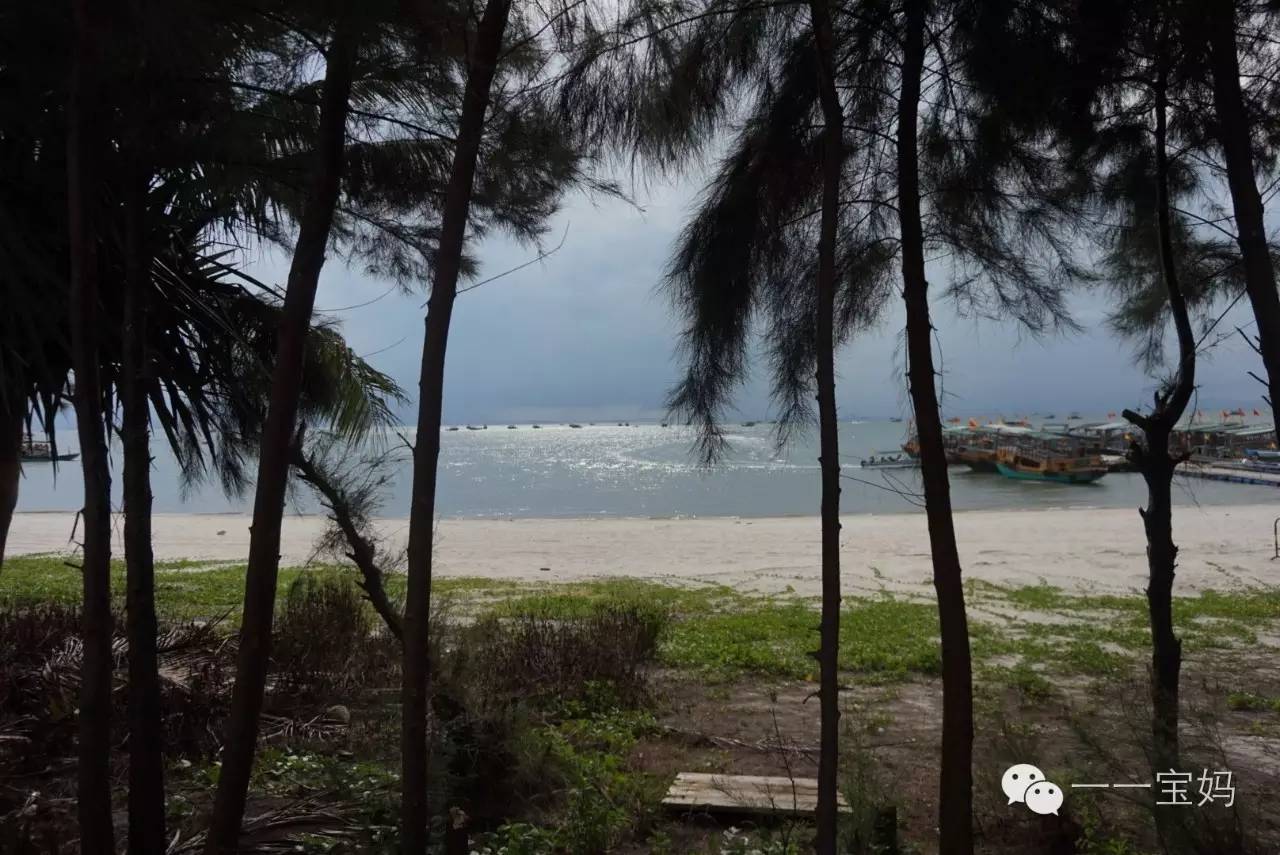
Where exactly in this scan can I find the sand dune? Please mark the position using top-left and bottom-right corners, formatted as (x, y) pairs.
(8, 503), (1278, 596)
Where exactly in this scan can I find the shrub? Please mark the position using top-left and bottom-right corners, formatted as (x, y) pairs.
(454, 601), (667, 710)
(273, 572), (395, 694)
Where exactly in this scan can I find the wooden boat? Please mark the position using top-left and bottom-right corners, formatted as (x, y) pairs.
(20, 440), (78, 462)
(995, 446), (1106, 484)
(953, 445), (998, 472)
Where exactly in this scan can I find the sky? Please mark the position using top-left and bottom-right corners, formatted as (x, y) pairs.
(245, 172), (1270, 426)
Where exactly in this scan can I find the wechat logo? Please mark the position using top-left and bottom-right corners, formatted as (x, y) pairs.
(1002, 763), (1064, 816)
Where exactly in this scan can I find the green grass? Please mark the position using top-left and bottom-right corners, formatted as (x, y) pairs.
(1, 555), (363, 622)
(6, 555), (1279, 687)
(1226, 691), (1280, 713)
(499, 586), (944, 681)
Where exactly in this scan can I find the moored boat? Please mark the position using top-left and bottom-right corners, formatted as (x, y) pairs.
(994, 446), (1106, 484)
(953, 445), (998, 472)
(20, 440), (78, 462)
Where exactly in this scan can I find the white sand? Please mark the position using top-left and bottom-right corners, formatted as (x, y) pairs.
(9, 503), (1279, 595)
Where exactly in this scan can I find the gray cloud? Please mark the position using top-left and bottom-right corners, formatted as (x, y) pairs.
(246, 178), (1268, 426)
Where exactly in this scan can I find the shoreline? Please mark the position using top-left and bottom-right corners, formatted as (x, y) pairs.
(8, 503), (1279, 596)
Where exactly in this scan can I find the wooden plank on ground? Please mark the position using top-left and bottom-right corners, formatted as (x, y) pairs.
(662, 772), (850, 817)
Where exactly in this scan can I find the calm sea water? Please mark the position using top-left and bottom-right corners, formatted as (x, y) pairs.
(15, 419), (1278, 518)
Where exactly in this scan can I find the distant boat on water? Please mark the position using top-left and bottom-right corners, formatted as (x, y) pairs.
(447, 427), (459, 431)
(20, 440), (77, 462)
(532, 424), (542, 429)
(507, 425), (517, 429)
(860, 452), (918, 469)
(569, 423), (583, 429)
(743, 421), (757, 427)
(889, 417), (904, 423)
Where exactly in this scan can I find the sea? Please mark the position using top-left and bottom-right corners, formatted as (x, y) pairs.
(15, 418), (1278, 518)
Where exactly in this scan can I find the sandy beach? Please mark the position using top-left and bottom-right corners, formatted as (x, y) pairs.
(9, 502), (1279, 595)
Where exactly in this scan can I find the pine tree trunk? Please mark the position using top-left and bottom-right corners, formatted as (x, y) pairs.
(897, 3), (973, 852)
(0, 405), (21, 571)
(289, 442), (404, 640)
(204, 22), (357, 855)
(808, 0), (844, 849)
(400, 2), (512, 851)
(123, 164), (166, 855)
(67, 0), (115, 849)
(1126, 56), (1194, 847)
(1205, 3), (1280, 417)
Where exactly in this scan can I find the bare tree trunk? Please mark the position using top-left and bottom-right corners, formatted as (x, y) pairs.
(897, 2), (973, 852)
(123, 162), (166, 854)
(67, 0), (114, 850)
(0, 405), (21, 570)
(1123, 53), (1195, 848)
(808, 0), (844, 849)
(1205, 2), (1280, 417)
(204, 21), (357, 854)
(400, 1), (512, 851)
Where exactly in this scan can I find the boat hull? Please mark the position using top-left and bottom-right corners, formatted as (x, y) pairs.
(21, 453), (79, 463)
(995, 462), (1105, 484)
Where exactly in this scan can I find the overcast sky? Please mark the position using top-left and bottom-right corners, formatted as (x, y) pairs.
(245, 173), (1269, 426)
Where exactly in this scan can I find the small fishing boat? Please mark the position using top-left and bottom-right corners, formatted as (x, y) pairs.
(465, 425), (483, 431)
(20, 440), (78, 463)
(1067, 412), (1082, 420)
(532, 424), (542, 429)
(889, 417), (904, 423)
(994, 446), (1106, 484)
(743, 421), (757, 427)
(507, 425), (517, 429)
(569, 423), (583, 429)
(447, 426), (459, 431)
(860, 452), (919, 469)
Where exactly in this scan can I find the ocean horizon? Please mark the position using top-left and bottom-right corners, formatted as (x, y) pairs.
(16, 416), (1276, 519)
